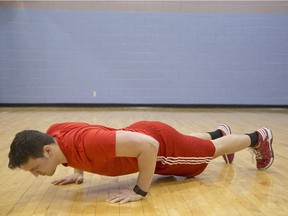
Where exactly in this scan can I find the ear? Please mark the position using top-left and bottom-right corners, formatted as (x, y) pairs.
(43, 145), (53, 158)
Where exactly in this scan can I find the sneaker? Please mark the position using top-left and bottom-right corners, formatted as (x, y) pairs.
(253, 128), (274, 170)
(218, 124), (235, 164)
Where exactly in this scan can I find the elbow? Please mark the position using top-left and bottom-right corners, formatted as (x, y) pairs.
(138, 136), (159, 158)
(154, 139), (159, 151)
(136, 138), (159, 160)
(149, 138), (159, 155)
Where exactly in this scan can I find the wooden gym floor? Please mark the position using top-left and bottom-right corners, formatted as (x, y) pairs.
(0, 107), (287, 216)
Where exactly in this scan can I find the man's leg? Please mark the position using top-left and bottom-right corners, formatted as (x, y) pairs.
(212, 128), (274, 170)
(189, 132), (211, 140)
(190, 124), (234, 163)
(212, 134), (250, 157)
(190, 124), (230, 140)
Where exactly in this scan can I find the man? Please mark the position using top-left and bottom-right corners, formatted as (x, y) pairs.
(8, 121), (274, 204)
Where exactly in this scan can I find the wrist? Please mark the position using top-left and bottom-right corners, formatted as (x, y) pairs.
(133, 185), (148, 197)
(74, 169), (83, 175)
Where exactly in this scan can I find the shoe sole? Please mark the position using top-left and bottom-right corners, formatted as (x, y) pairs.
(219, 124), (231, 136)
(258, 128), (274, 170)
(220, 124), (234, 164)
(223, 154), (233, 164)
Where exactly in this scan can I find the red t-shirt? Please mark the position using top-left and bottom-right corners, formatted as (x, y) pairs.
(46, 121), (215, 177)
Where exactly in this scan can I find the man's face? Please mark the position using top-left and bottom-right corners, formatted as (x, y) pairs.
(20, 148), (57, 177)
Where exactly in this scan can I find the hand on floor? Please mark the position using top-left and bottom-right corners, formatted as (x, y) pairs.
(107, 189), (143, 204)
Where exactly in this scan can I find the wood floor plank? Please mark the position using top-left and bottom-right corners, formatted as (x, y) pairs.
(1, 107), (288, 216)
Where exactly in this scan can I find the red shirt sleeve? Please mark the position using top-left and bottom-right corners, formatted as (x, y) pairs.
(82, 127), (116, 160)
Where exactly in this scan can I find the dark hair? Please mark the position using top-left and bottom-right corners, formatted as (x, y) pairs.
(8, 130), (55, 169)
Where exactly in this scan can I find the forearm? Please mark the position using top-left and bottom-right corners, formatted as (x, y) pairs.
(115, 131), (159, 197)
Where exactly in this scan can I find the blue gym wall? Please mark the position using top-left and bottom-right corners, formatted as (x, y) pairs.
(1, 2), (288, 106)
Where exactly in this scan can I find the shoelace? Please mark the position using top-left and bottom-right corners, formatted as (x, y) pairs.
(250, 145), (262, 164)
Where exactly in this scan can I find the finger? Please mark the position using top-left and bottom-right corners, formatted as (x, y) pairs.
(107, 196), (117, 202)
(53, 178), (72, 185)
(51, 179), (66, 185)
(109, 197), (125, 203)
(108, 195), (134, 204)
(107, 195), (123, 203)
(119, 197), (131, 204)
(58, 179), (74, 185)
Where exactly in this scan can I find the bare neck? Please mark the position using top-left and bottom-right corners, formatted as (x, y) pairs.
(52, 141), (68, 165)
